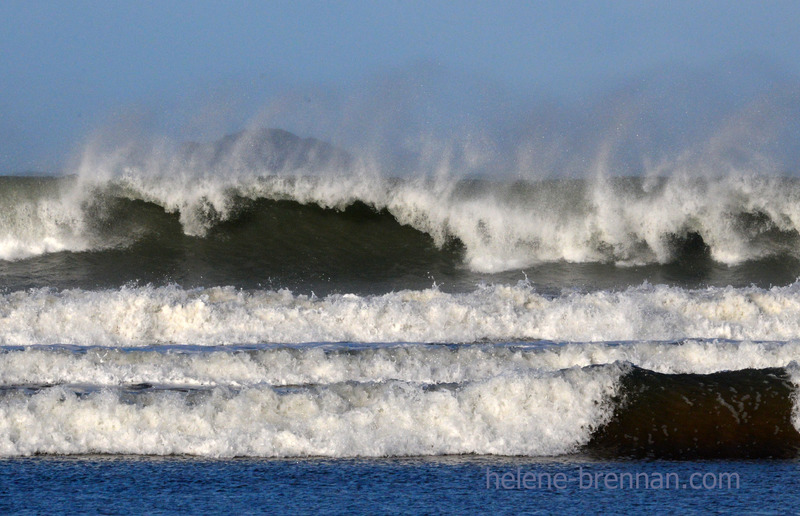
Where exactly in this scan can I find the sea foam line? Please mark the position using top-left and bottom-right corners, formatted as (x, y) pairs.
(1, 340), (799, 388)
(4, 282), (800, 346)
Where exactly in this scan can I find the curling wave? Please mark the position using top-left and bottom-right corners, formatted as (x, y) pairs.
(3, 129), (800, 277)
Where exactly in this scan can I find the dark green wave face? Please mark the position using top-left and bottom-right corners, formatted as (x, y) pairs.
(587, 366), (800, 459)
(0, 194), (458, 293)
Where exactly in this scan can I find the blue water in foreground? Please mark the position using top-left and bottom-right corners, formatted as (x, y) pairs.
(1, 456), (798, 514)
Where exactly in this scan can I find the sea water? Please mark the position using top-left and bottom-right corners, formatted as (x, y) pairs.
(3, 128), (800, 511)
(1, 457), (799, 514)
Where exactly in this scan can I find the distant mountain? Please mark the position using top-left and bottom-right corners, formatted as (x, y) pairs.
(180, 128), (352, 171)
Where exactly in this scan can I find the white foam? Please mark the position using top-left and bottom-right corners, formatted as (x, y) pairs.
(0, 178), (94, 260)
(5, 282), (800, 346)
(1, 340), (798, 388)
(0, 365), (621, 457)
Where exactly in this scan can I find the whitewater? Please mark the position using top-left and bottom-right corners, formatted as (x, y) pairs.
(2, 127), (800, 459)
(3, 282), (800, 346)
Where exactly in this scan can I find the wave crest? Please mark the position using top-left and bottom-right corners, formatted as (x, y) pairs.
(3, 129), (800, 273)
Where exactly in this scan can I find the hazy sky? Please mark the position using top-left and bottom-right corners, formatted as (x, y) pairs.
(1, 0), (799, 172)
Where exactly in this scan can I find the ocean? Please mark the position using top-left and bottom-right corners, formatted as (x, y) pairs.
(2, 127), (800, 512)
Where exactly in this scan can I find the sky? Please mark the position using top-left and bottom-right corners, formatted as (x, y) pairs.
(1, 0), (799, 172)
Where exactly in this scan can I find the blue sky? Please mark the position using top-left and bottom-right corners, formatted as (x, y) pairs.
(1, 0), (799, 172)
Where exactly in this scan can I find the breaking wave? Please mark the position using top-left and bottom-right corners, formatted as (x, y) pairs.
(1, 342), (799, 458)
(3, 129), (800, 276)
